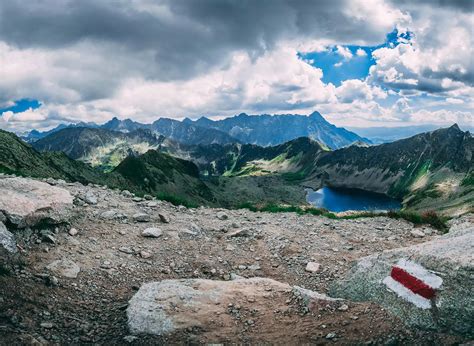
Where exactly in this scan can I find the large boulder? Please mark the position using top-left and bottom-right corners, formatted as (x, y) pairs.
(0, 177), (73, 228)
(127, 277), (349, 340)
(330, 220), (474, 336)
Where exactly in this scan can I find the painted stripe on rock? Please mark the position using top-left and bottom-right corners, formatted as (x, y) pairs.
(383, 259), (442, 309)
(391, 266), (436, 299)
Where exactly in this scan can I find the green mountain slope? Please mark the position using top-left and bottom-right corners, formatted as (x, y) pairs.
(33, 127), (167, 171)
(307, 125), (473, 215)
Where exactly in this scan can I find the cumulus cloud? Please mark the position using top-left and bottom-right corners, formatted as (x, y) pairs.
(336, 45), (353, 60)
(368, 6), (473, 99)
(336, 80), (386, 103)
(0, 0), (471, 131)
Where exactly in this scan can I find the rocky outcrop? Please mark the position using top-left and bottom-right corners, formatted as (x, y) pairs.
(127, 277), (345, 337)
(0, 177), (73, 228)
(0, 222), (17, 254)
(330, 222), (474, 336)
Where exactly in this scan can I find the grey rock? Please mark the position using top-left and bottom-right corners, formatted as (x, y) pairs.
(119, 247), (134, 254)
(84, 192), (98, 205)
(141, 227), (163, 238)
(216, 211), (228, 220)
(0, 177), (73, 228)
(40, 322), (53, 329)
(46, 259), (80, 278)
(227, 228), (251, 238)
(133, 213), (150, 222)
(305, 262), (320, 273)
(0, 222), (17, 253)
(127, 278), (339, 337)
(121, 190), (133, 198)
(68, 228), (78, 236)
(158, 213), (170, 223)
(331, 225), (474, 336)
(410, 229), (425, 238)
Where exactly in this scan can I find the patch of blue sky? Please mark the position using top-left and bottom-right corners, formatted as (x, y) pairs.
(0, 99), (41, 114)
(298, 29), (413, 86)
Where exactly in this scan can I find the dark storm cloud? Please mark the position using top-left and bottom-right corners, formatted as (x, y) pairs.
(393, 0), (474, 11)
(0, 0), (393, 81)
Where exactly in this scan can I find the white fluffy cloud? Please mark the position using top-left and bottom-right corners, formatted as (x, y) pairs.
(0, 0), (472, 131)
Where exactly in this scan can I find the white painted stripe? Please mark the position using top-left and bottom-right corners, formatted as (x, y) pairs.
(394, 259), (442, 288)
(383, 276), (432, 309)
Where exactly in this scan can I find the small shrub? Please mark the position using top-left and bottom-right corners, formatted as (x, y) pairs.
(156, 193), (197, 208)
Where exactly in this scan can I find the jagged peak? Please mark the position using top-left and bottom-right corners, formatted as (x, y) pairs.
(449, 123), (461, 131)
(308, 111), (324, 120)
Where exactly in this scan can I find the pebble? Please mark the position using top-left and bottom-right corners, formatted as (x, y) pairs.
(217, 211), (229, 220)
(40, 322), (53, 329)
(305, 262), (320, 273)
(68, 228), (78, 236)
(158, 213), (170, 223)
(140, 250), (152, 259)
(410, 229), (425, 238)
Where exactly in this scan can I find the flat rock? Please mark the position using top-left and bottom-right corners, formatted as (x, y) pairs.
(226, 228), (251, 238)
(133, 213), (150, 222)
(46, 259), (81, 278)
(127, 277), (337, 337)
(330, 222), (474, 336)
(0, 177), (73, 228)
(141, 227), (163, 238)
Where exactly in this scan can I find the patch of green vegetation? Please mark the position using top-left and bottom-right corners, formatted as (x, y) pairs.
(270, 153), (287, 164)
(281, 171), (307, 182)
(461, 172), (474, 186)
(156, 193), (198, 208)
(236, 202), (449, 232)
(387, 210), (449, 233)
(234, 164), (262, 176)
(389, 160), (432, 198)
(0, 264), (11, 276)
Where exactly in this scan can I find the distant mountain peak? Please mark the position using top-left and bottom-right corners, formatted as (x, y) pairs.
(308, 111), (324, 120)
(449, 123), (461, 131)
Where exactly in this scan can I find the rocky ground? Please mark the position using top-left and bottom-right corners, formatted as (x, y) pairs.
(0, 176), (471, 344)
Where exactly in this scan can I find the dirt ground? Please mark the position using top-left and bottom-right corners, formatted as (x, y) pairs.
(0, 182), (469, 344)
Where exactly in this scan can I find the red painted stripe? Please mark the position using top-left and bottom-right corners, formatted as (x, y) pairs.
(390, 266), (436, 299)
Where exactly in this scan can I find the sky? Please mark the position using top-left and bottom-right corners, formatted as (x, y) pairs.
(0, 0), (472, 133)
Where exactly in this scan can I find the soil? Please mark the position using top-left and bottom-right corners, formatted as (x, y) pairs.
(0, 180), (468, 344)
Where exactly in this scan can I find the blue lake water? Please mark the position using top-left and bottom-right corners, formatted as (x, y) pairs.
(306, 187), (401, 212)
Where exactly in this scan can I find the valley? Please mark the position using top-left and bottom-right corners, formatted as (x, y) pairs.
(15, 113), (473, 216)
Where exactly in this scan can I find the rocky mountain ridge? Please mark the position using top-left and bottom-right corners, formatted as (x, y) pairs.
(23, 111), (369, 149)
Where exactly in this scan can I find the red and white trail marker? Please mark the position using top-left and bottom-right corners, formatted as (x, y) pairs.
(383, 259), (443, 309)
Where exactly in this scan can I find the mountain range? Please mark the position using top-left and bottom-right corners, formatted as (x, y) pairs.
(24, 111), (370, 149)
(5, 118), (473, 215)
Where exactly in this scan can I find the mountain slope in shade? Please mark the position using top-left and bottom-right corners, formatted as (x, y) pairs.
(113, 150), (215, 205)
(32, 127), (170, 171)
(0, 129), (219, 206)
(308, 124), (473, 215)
(187, 111), (370, 149)
(168, 137), (326, 177)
